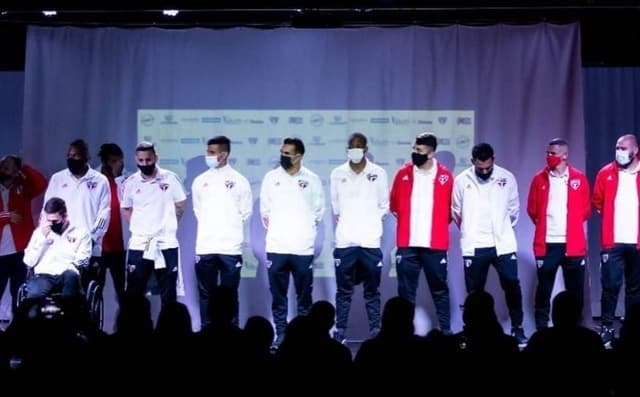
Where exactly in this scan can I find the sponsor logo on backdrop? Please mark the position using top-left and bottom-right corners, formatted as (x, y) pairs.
(180, 138), (200, 144)
(269, 116), (279, 124)
(309, 136), (326, 146)
(180, 117), (199, 123)
(308, 159), (325, 165)
(392, 117), (411, 125)
(231, 140), (243, 145)
(395, 140), (412, 145)
(229, 158), (237, 166)
(396, 158), (406, 165)
(140, 114), (154, 126)
(370, 117), (390, 124)
(349, 117), (367, 123)
(328, 115), (348, 125)
(159, 159), (180, 165)
(201, 117), (222, 123)
(247, 158), (261, 166)
(244, 119), (264, 124)
(248, 137), (258, 144)
(439, 138), (451, 145)
(310, 114), (324, 127)
(371, 138), (389, 146)
(417, 120), (432, 125)
(223, 116), (241, 125)
(438, 117), (448, 125)
(457, 117), (472, 125)
(328, 138), (347, 144)
(456, 135), (471, 149)
(329, 159), (344, 165)
(161, 114), (178, 125)
(143, 136), (152, 141)
(268, 137), (282, 145)
(288, 116), (303, 124)
(160, 138), (179, 143)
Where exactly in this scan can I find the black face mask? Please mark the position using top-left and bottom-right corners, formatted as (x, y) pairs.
(138, 164), (156, 176)
(411, 152), (429, 167)
(0, 173), (11, 183)
(475, 168), (493, 181)
(67, 158), (86, 175)
(280, 155), (293, 170)
(50, 221), (65, 235)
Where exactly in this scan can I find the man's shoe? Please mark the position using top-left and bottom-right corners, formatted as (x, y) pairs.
(599, 325), (615, 348)
(511, 326), (529, 347)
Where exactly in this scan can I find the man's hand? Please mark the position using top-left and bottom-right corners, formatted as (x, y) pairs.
(40, 224), (51, 237)
(9, 212), (22, 224)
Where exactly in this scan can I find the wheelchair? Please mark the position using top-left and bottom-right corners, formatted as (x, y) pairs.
(16, 268), (104, 330)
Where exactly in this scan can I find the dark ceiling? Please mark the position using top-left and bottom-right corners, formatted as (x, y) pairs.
(1, 0), (640, 69)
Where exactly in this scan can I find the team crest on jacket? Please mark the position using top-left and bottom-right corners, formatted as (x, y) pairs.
(438, 175), (449, 185)
(86, 181), (97, 190)
(601, 253), (609, 264)
(298, 180), (309, 189)
(334, 258), (341, 267)
(497, 178), (507, 187)
(570, 179), (581, 190)
(224, 180), (235, 189)
(66, 236), (76, 243)
(159, 183), (169, 191)
(367, 173), (378, 182)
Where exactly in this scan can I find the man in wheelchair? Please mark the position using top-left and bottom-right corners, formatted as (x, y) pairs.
(22, 197), (92, 302)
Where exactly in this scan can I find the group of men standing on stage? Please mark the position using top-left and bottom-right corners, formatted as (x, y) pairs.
(0, 131), (638, 349)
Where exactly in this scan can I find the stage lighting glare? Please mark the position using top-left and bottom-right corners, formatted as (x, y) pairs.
(162, 10), (180, 17)
(42, 10), (57, 17)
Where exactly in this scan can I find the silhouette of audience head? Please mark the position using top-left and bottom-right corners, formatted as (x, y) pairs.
(462, 290), (499, 329)
(551, 290), (581, 328)
(207, 285), (237, 326)
(244, 315), (275, 349)
(156, 301), (192, 338)
(380, 296), (415, 337)
(308, 300), (336, 334)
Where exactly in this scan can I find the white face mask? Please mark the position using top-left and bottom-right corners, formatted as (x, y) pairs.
(205, 155), (219, 169)
(347, 148), (365, 164)
(616, 149), (634, 167)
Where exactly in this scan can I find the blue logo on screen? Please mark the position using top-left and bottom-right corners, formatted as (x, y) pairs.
(456, 135), (471, 148)
(288, 116), (303, 124)
(268, 137), (282, 145)
(439, 138), (451, 145)
(140, 113), (154, 126)
(328, 116), (347, 125)
(223, 116), (241, 125)
(245, 119), (264, 124)
(457, 117), (472, 125)
(180, 138), (200, 144)
(392, 117), (410, 125)
(201, 117), (222, 123)
(417, 120), (432, 125)
(247, 158), (261, 166)
(269, 116), (279, 124)
(159, 159), (180, 165)
(309, 136), (326, 146)
(370, 117), (390, 124)
(310, 114), (324, 127)
(438, 117), (448, 124)
(248, 137), (258, 144)
(161, 114), (178, 125)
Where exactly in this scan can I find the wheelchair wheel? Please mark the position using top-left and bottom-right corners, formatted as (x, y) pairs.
(16, 283), (28, 308)
(85, 280), (104, 330)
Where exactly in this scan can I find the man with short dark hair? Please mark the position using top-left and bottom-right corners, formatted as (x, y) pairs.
(260, 137), (325, 346)
(43, 139), (111, 291)
(0, 155), (47, 312)
(97, 142), (127, 303)
(121, 141), (186, 306)
(192, 135), (252, 327)
(23, 197), (91, 300)
(330, 132), (388, 342)
(452, 142), (527, 345)
(390, 132), (453, 334)
(528, 138), (590, 331)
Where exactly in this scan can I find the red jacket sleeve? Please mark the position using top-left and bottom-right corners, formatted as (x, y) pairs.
(19, 164), (48, 200)
(582, 174), (591, 221)
(527, 176), (538, 223)
(389, 170), (400, 215)
(592, 169), (605, 214)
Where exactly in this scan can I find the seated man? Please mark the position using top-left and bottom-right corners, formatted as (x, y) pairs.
(22, 197), (91, 300)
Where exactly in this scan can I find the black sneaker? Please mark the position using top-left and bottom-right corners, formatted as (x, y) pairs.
(599, 326), (615, 348)
(511, 326), (529, 347)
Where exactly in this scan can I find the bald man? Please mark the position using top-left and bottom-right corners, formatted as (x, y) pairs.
(593, 134), (640, 346)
